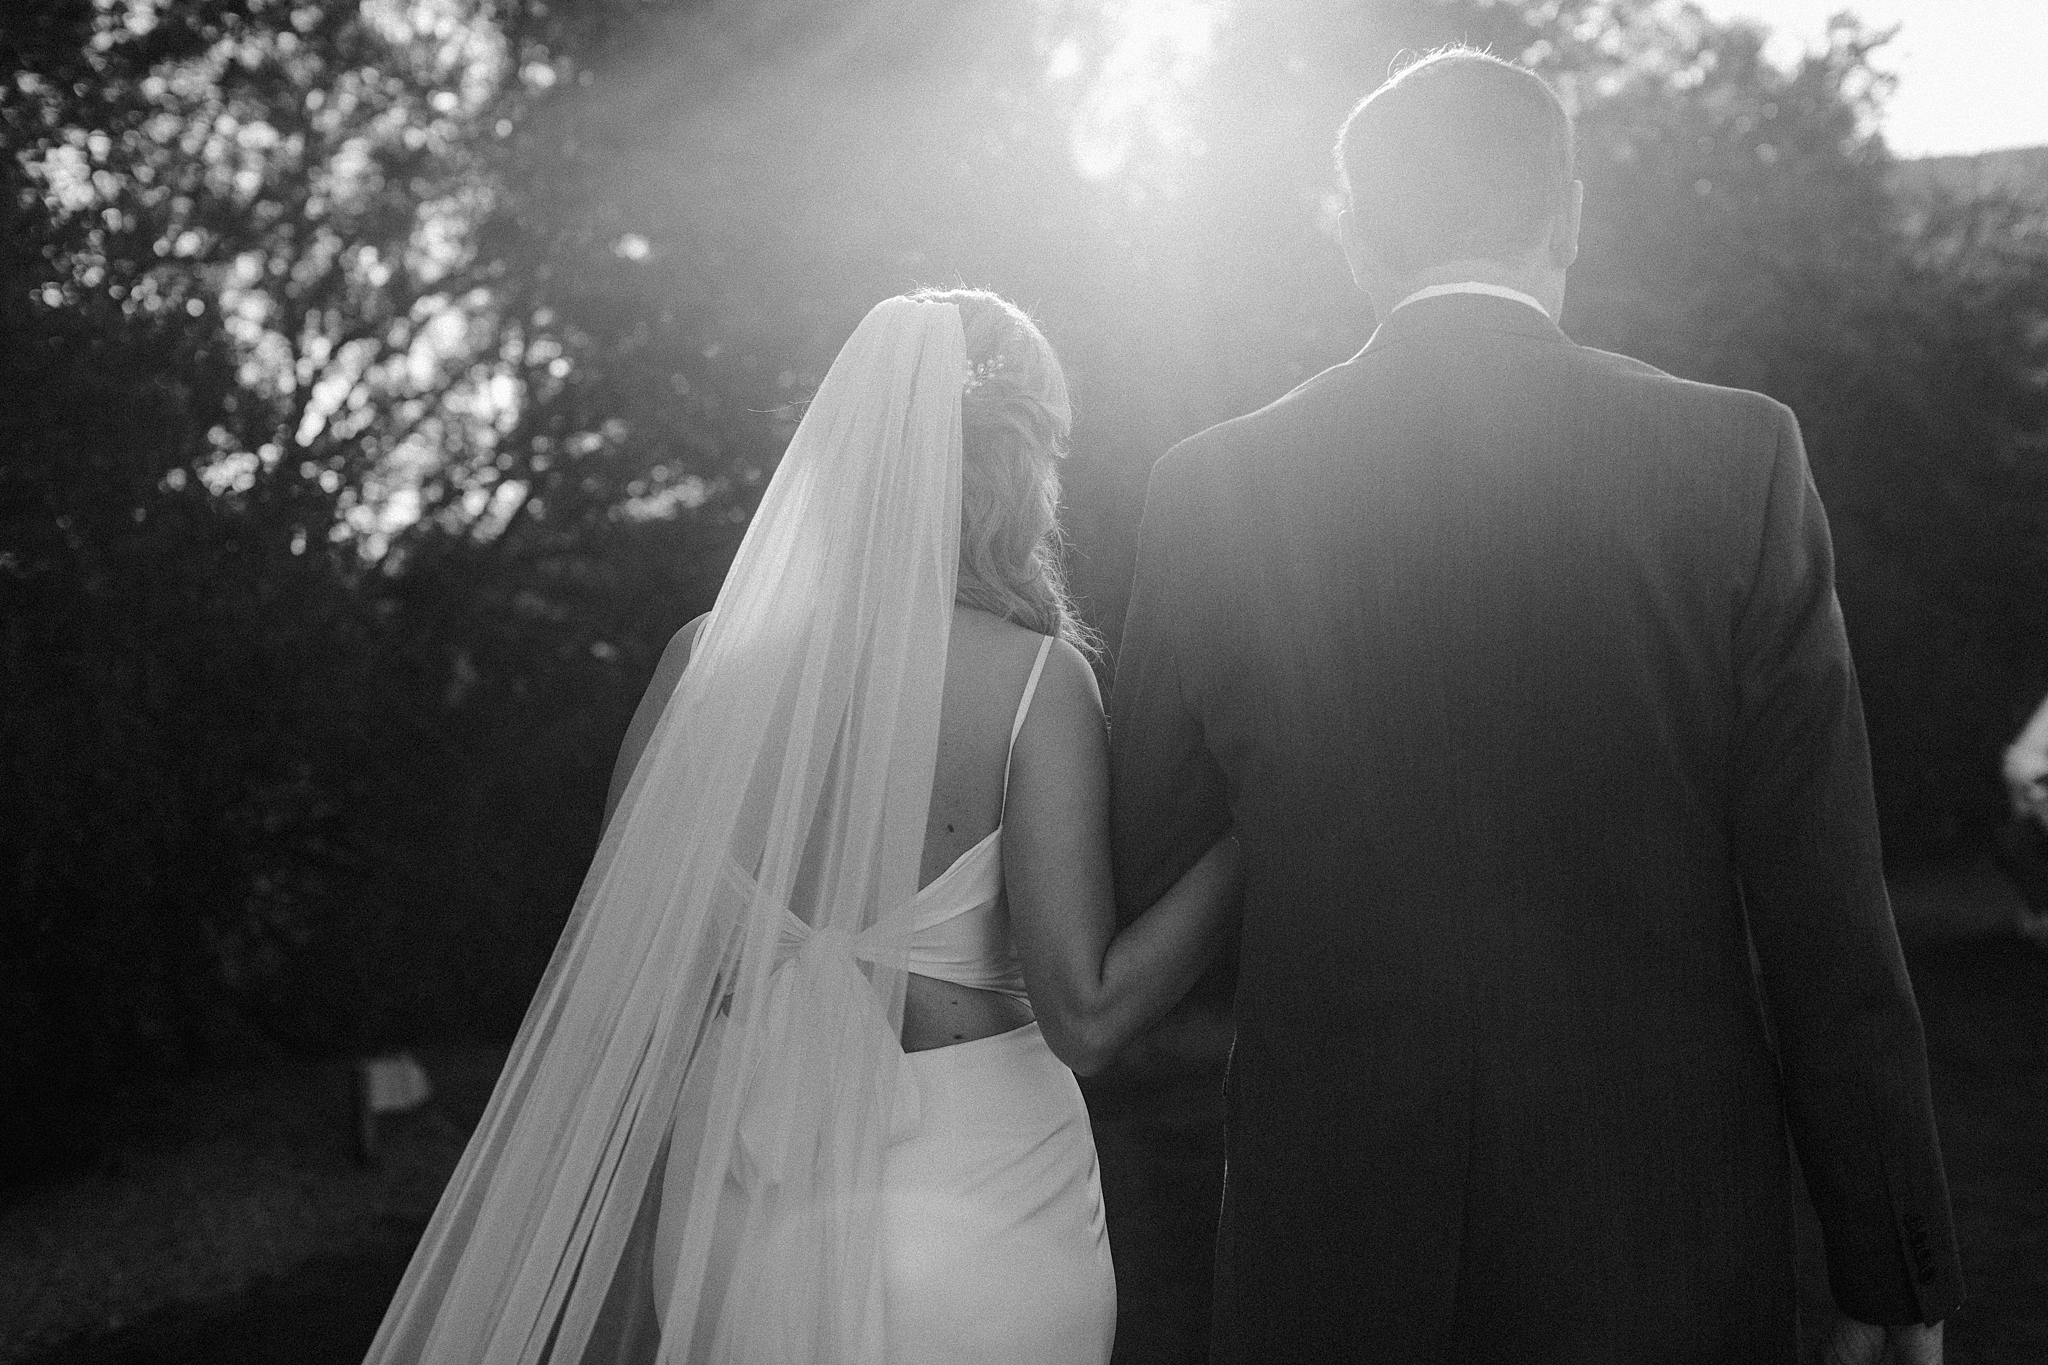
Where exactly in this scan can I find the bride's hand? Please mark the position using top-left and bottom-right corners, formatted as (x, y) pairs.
(1822, 1316), (1941, 1365)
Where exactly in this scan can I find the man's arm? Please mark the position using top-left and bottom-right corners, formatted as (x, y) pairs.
(1109, 452), (1232, 919)
(1729, 404), (1963, 1328)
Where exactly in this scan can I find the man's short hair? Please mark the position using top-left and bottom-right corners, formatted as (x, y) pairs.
(1335, 47), (1575, 276)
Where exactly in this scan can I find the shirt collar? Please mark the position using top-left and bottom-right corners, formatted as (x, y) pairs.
(1391, 280), (1550, 321)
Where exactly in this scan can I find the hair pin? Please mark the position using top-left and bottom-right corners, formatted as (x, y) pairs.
(962, 354), (1007, 396)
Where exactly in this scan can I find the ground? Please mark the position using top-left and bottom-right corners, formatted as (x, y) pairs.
(5, 861), (2043, 1365)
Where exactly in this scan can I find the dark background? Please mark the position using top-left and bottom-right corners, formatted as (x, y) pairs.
(3, 0), (2045, 1355)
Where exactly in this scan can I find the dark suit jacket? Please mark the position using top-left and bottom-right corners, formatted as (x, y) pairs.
(1109, 293), (1963, 1364)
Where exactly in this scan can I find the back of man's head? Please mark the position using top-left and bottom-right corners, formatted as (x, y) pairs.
(1336, 48), (1575, 277)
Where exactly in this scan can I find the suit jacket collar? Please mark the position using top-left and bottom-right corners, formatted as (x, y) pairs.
(1360, 291), (1569, 356)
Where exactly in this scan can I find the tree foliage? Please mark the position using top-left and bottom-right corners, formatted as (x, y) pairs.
(3, 0), (2043, 1179)
(1561, 12), (2048, 848)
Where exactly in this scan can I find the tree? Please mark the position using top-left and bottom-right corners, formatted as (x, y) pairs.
(0, 0), (745, 1176)
(4, 0), (2042, 1181)
(1561, 12), (2048, 851)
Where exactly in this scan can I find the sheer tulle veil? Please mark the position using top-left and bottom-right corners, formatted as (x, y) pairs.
(363, 296), (969, 1363)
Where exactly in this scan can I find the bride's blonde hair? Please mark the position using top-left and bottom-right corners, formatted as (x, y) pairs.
(907, 286), (1093, 652)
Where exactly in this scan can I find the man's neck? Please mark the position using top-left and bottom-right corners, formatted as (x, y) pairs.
(1374, 258), (1564, 322)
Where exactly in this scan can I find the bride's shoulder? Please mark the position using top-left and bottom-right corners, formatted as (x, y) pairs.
(951, 608), (1101, 719)
(1004, 637), (1107, 782)
(659, 612), (710, 672)
(1040, 638), (1105, 716)
(1025, 633), (1105, 725)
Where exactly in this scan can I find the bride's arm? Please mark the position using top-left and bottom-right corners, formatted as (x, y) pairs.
(602, 614), (707, 832)
(1004, 637), (1244, 1075)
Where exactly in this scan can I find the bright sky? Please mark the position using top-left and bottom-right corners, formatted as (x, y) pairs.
(1687, 0), (2048, 156)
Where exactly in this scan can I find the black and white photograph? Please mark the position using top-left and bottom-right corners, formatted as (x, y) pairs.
(3, 0), (2045, 1361)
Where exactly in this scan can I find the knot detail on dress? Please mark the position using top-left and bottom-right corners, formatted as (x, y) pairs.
(734, 909), (921, 1191)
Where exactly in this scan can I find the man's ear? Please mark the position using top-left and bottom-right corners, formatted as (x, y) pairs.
(1547, 180), (1584, 270)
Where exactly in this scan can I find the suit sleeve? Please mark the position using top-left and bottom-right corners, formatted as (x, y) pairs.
(1109, 453), (1232, 921)
(1730, 405), (1964, 1325)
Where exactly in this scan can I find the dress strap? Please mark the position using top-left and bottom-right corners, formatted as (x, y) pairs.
(1000, 634), (1056, 805)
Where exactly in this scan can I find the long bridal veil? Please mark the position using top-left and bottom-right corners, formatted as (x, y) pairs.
(364, 296), (968, 1364)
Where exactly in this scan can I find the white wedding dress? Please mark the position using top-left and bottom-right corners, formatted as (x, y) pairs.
(363, 297), (1113, 1364)
(651, 636), (1115, 1364)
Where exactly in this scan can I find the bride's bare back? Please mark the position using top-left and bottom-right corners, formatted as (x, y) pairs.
(605, 606), (1068, 1052)
(901, 607), (1051, 1050)
(604, 603), (1239, 1067)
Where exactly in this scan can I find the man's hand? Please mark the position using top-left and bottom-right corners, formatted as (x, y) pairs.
(2005, 694), (2048, 822)
(2005, 746), (2048, 823)
(1823, 1316), (1942, 1365)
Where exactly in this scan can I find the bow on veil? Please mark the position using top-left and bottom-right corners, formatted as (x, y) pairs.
(363, 296), (968, 1365)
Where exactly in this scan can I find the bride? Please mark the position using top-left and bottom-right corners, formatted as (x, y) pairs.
(364, 288), (1242, 1364)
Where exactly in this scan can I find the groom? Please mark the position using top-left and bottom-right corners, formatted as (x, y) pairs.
(1110, 48), (1963, 1364)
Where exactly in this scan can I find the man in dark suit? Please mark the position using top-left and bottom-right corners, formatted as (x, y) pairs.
(1110, 47), (1962, 1364)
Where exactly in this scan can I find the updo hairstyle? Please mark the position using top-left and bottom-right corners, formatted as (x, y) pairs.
(908, 287), (1092, 651)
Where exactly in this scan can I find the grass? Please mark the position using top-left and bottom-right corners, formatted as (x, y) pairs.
(0, 1049), (503, 1364)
